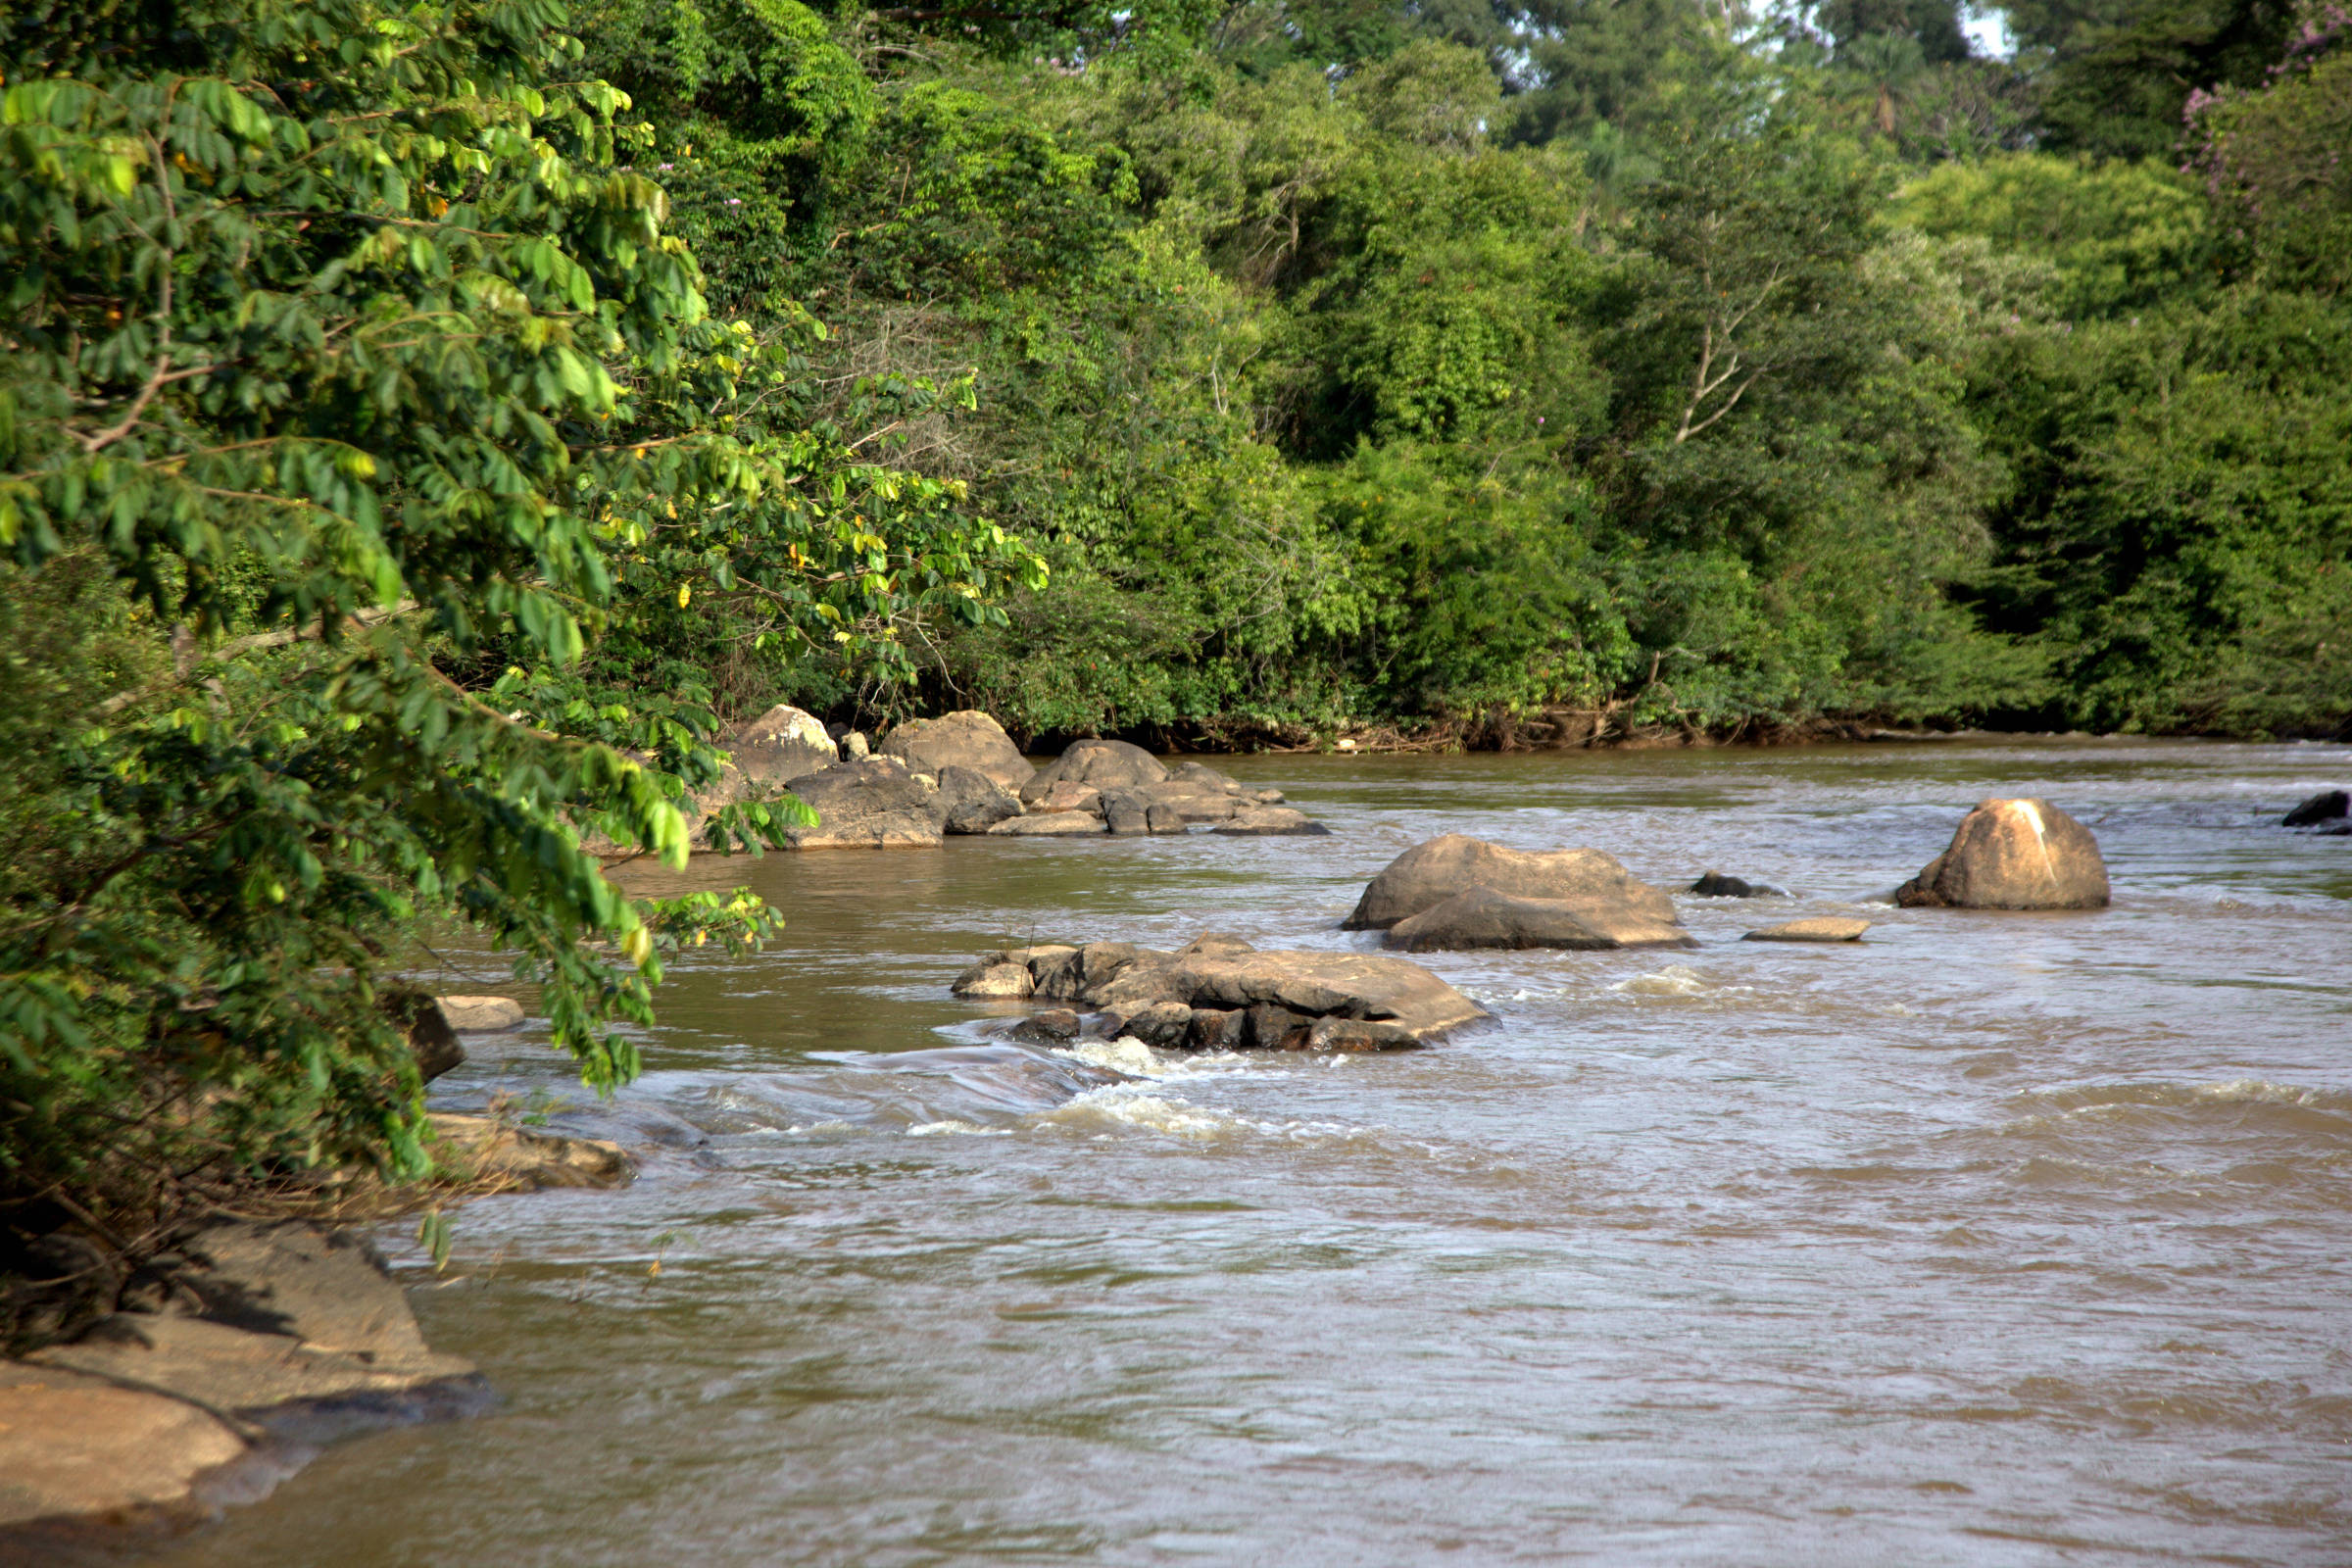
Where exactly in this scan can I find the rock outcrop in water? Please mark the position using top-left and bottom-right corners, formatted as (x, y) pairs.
(1, 1220), (490, 1548)
(756, 725), (1322, 847)
(733, 704), (841, 785)
(2282, 789), (2348, 829)
(1343, 835), (1682, 952)
(952, 934), (1486, 1049)
(879, 710), (1036, 792)
(1894, 798), (2110, 909)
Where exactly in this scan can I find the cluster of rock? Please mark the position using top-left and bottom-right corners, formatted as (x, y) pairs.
(671, 707), (1327, 850)
(953, 933), (1486, 1051)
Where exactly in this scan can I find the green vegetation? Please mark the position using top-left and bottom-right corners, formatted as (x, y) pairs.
(3, 0), (2345, 1329)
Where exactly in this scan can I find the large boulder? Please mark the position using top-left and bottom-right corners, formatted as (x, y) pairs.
(880, 710), (1035, 792)
(779, 757), (944, 849)
(2283, 789), (2348, 827)
(1019, 739), (1167, 805)
(936, 765), (1022, 834)
(1385, 886), (1695, 952)
(434, 995), (525, 1032)
(1344, 834), (1679, 930)
(385, 988), (465, 1082)
(732, 704), (838, 784)
(1894, 798), (2110, 909)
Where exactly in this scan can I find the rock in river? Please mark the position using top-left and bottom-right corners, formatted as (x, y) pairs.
(1689, 871), (1786, 899)
(1212, 806), (1330, 837)
(2283, 789), (2347, 828)
(987, 809), (1105, 836)
(780, 757), (944, 849)
(880, 710), (1036, 792)
(1018, 739), (1167, 804)
(936, 764), (1022, 835)
(433, 995), (525, 1032)
(953, 935), (1487, 1049)
(1743, 917), (1870, 943)
(1386, 886), (1695, 952)
(1345, 834), (1679, 930)
(1894, 798), (2110, 909)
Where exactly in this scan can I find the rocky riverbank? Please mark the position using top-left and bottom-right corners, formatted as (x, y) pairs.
(0, 996), (632, 1555)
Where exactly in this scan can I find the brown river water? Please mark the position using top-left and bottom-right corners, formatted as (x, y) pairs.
(146, 740), (2352, 1567)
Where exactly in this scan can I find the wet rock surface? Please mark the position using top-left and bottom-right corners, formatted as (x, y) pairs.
(434, 995), (525, 1032)
(1345, 834), (1680, 931)
(1894, 798), (2110, 909)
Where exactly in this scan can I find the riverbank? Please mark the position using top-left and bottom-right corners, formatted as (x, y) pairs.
(0, 1103), (632, 1553)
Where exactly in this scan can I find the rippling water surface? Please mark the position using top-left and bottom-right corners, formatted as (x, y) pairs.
(153, 740), (2352, 1566)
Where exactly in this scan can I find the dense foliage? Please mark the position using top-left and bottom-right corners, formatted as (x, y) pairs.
(566, 0), (2346, 745)
(0, 0), (1033, 1334)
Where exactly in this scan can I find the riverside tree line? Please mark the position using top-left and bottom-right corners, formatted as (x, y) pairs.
(1, 0), (2344, 1333)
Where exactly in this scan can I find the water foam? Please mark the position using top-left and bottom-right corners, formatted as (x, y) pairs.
(1609, 964), (1753, 999)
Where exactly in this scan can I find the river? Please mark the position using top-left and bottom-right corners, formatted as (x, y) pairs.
(149, 739), (2352, 1566)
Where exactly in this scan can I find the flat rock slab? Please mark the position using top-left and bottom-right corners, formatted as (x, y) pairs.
(987, 809), (1104, 836)
(1895, 798), (2109, 909)
(0, 1362), (252, 1537)
(1347, 834), (1678, 929)
(1211, 807), (1330, 837)
(1386, 886), (1695, 952)
(434, 995), (524, 1032)
(1744, 917), (1870, 943)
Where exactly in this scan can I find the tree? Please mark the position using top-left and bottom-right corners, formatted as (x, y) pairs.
(0, 0), (1034, 1331)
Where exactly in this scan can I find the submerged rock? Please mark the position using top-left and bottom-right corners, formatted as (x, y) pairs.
(2283, 789), (2348, 828)
(1689, 871), (1787, 899)
(1345, 834), (1679, 931)
(779, 757), (943, 849)
(1212, 806), (1330, 837)
(935, 765), (1022, 835)
(1894, 798), (2110, 909)
(879, 710), (1035, 792)
(1743, 917), (1870, 943)
(1386, 886), (1695, 952)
